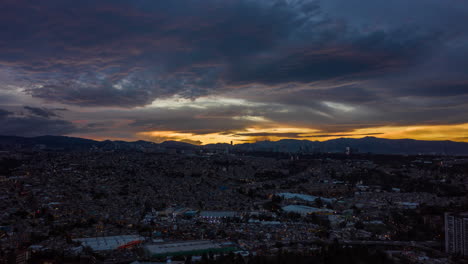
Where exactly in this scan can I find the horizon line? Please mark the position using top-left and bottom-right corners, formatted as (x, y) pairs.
(2, 134), (468, 145)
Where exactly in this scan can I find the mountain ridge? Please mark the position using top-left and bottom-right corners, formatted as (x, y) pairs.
(0, 135), (467, 155)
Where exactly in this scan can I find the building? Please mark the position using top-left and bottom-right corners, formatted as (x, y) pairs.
(445, 212), (468, 256)
(397, 202), (419, 209)
(15, 249), (30, 264)
(199, 211), (238, 220)
(73, 235), (145, 252)
(282, 205), (333, 215)
(144, 240), (237, 258)
(278, 192), (336, 204)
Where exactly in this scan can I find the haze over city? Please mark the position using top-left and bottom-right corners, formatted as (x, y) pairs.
(1, 0), (468, 144)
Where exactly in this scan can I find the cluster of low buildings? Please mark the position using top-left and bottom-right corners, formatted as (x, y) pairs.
(0, 150), (467, 263)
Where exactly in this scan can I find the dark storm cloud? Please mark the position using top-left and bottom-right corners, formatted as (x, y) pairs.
(226, 28), (439, 85)
(0, 107), (77, 136)
(1, 0), (455, 108)
(1, 0), (312, 106)
(0, 116), (76, 137)
(253, 84), (380, 107)
(129, 106), (265, 134)
(234, 132), (384, 138)
(0, 0), (468, 138)
(405, 81), (468, 98)
(0, 109), (13, 118)
(27, 80), (157, 107)
(0, 106), (107, 137)
(23, 106), (64, 119)
(235, 132), (305, 138)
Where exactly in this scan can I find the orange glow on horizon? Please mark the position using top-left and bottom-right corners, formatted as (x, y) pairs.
(135, 123), (468, 145)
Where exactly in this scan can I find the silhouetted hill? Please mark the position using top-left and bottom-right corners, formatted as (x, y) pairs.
(0, 135), (98, 150)
(234, 137), (468, 155)
(0, 135), (156, 151)
(0, 135), (467, 155)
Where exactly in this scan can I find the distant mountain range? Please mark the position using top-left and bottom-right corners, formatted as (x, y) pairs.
(0, 135), (467, 155)
(231, 137), (468, 155)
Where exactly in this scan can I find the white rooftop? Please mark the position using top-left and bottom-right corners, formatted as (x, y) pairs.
(145, 240), (220, 255)
(282, 205), (333, 214)
(278, 193), (336, 203)
(74, 235), (144, 251)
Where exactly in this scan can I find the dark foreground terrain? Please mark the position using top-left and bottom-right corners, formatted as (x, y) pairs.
(1, 147), (467, 263)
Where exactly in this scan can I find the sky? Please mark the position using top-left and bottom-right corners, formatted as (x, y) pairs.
(1, 0), (468, 144)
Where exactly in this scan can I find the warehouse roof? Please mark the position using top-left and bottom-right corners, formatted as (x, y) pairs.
(282, 205), (333, 215)
(145, 240), (236, 257)
(74, 235), (144, 251)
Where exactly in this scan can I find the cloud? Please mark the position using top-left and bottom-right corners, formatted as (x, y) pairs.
(0, 109), (13, 118)
(234, 132), (309, 138)
(2, 0), (312, 107)
(0, 0), (450, 107)
(0, 115), (77, 137)
(0, 0), (468, 140)
(233, 132), (384, 138)
(23, 106), (64, 118)
(0, 106), (95, 137)
(399, 81), (468, 98)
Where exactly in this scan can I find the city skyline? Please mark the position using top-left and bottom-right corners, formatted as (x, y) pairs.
(1, 0), (468, 144)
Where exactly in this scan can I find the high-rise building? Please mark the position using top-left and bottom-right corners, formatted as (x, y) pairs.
(445, 212), (468, 256)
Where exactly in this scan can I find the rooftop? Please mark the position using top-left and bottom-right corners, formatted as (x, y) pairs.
(73, 235), (144, 251)
(145, 240), (236, 257)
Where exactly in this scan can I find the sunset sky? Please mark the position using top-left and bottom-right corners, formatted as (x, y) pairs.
(1, 0), (468, 144)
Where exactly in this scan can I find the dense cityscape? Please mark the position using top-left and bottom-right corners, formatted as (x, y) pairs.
(1, 139), (467, 263)
(2, 0), (468, 263)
